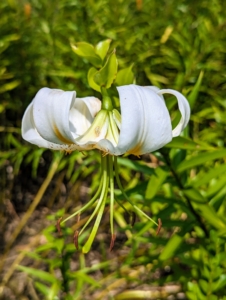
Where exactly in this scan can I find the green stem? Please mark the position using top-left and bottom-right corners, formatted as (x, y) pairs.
(101, 87), (113, 111)
(108, 155), (114, 236)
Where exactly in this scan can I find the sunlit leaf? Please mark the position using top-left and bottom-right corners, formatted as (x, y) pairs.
(177, 150), (226, 172)
(115, 64), (134, 86)
(71, 42), (102, 68)
(95, 39), (111, 61)
(159, 234), (183, 260)
(93, 49), (118, 88)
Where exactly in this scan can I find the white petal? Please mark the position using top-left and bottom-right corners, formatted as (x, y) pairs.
(96, 85), (172, 155)
(158, 89), (190, 137)
(32, 88), (101, 146)
(22, 102), (51, 148)
(22, 101), (88, 151)
(33, 88), (77, 144)
(69, 97), (101, 137)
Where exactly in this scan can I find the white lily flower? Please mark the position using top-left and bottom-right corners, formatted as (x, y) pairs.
(22, 84), (190, 253)
(22, 85), (190, 155)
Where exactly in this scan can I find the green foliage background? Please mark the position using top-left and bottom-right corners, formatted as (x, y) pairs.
(0, 0), (226, 299)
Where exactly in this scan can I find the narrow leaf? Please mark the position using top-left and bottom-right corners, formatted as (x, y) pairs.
(93, 50), (118, 88)
(71, 42), (102, 68)
(188, 70), (204, 109)
(88, 67), (101, 92)
(115, 64), (134, 86)
(159, 234), (183, 260)
(95, 39), (111, 61)
(17, 265), (59, 283)
(177, 150), (226, 172)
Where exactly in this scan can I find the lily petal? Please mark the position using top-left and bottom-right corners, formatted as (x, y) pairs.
(34, 87), (101, 142)
(117, 85), (173, 155)
(69, 96), (101, 137)
(22, 102), (84, 151)
(33, 88), (82, 144)
(22, 102), (52, 148)
(158, 89), (190, 137)
(22, 87), (101, 150)
(96, 85), (172, 155)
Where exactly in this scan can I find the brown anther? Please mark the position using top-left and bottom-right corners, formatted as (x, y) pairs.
(56, 217), (62, 235)
(109, 233), (116, 252)
(156, 218), (162, 235)
(73, 230), (79, 250)
(76, 214), (80, 223)
(131, 212), (136, 227)
(102, 150), (109, 157)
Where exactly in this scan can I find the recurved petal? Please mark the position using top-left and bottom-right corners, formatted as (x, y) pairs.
(22, 101), (87, 151)
(93, 84), (173, 156)
(32, 88), (78, 145)
(116, 85), (172, 155)
(158, 89), (190, 137)
(22, 102), (51, 148)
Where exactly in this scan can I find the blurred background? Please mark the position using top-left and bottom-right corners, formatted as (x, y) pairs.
(0, 0), (226, 299)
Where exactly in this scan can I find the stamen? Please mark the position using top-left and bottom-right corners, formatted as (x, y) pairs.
(109, 233), (116, 252)
(56, 217), (62, 235)
(114, 156), (158, 227)
(156, 218), (162, 235)
(73, 230), (79, 250)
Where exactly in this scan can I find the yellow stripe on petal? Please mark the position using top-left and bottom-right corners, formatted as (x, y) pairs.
(53, 124), (73, 144)
(127, 141), (143, 156)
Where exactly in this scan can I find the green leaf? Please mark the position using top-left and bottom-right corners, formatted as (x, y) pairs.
(0, 80), (21, 93)
(177, 149), (226, 172)
(192, 202), (226, 230)
(17, 265), (59, 284)
(159, 234), (183, 260)
(145, 167), (168, 199)
(69, 271), (101, 287)
(95, 39), (111, 61)
(35, 282), (60, 300)
(183, 188), (208, 203)
(71, 42), (102, 68)
(193, 164), (226, 188)
(166, 136), (213, 150)
(209, 185), (226, 210)
(199, 279), (208, 293)
(88, 67), (101, 92)
(188, 70), (204, 110)
(115, 64), (134, 86)
(213, 274), (226, 291)
(93, 49), (118, 88)
(117, 157), (154, 175)
(205, 174), (226, 198)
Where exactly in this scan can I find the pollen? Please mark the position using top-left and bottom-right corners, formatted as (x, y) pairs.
(95, 126), (101, 137)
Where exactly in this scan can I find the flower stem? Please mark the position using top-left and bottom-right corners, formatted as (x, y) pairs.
(108, 155), (115, 236)
(101, 87), (113, 111)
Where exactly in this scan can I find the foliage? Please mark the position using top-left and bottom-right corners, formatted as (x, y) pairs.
(1, 0), (226, 299)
